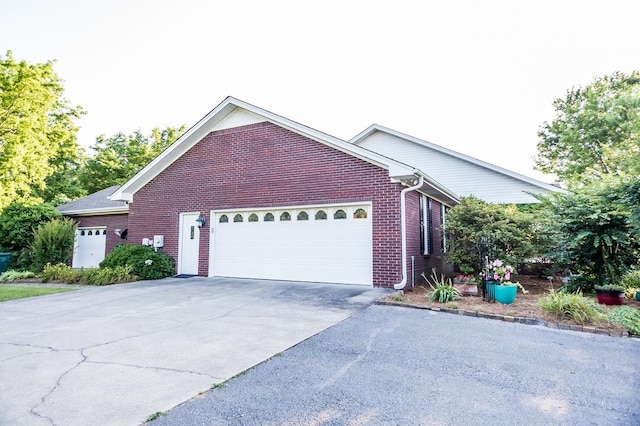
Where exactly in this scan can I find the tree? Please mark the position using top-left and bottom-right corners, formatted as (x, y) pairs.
(444, 196), (538, 275)
(0, 51), (84, 208)
(541, 178), (639, 289)
(0, 201), (62, 269)
(535, 71), (640, 185)
(78, 126), (186, 194)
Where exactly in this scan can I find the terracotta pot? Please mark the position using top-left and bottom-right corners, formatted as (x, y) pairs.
(453, 282), (479, 296)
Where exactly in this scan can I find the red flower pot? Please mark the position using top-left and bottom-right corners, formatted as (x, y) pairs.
(595, 288), (625, 305)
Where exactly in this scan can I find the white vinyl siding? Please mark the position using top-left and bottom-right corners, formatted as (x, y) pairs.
(357, 131), (554, 204)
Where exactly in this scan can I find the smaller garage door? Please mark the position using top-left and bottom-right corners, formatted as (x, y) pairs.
(72, 227), (107, 269)
(209, 204), (373, 285)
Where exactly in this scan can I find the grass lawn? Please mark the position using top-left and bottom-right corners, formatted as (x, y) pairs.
(0, 285), (77, 302)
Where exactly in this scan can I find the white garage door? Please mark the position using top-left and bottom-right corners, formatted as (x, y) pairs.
(209, 204), (372, 285)
(72, 227), (107, 269)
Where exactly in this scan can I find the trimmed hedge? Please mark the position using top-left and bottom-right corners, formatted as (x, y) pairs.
(100, 244), (175, 280)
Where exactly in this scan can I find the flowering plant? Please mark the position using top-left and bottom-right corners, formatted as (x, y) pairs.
(486, 259), (514, 283)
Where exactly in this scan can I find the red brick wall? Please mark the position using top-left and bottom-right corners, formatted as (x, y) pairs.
(128, 121), (411, 286)
(70, 214), (129, 258)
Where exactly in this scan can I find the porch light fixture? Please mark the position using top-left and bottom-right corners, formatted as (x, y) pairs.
(195, 215), (206, 228)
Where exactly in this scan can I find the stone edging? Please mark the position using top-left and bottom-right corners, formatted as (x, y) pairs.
(375, 300), (633, 338)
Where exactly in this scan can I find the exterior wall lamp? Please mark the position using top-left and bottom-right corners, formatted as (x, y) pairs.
(195, 215), (206, 228)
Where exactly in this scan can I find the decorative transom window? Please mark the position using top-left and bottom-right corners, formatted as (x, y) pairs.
(264, 212), (274, 222)
(103, 230), (107, 235)
(334, 209), (347, 219)
(297, 211), (309, 221)
(219, 214), (229, 223)
(88, 230), (93, 235)
(248, 213), (259, 222)
(233, 214), (243, 223)
(353, 208), (367, 219)
(280, 212), (291, 221)
(315, 210), (327, 220)
(80, 230), (85, 236)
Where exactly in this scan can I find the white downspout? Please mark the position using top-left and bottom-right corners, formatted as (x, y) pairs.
(394, 176), (424, 290)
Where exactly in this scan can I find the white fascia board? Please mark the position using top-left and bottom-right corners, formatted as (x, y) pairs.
(59, 206), (129, 216)
(109, 97), (461, 205)
(351, 124), (564, 193)
(111, 97), (410, 202)
(109, 98), (239, 202)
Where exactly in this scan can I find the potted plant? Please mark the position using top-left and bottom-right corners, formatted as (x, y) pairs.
(594, 284), (625, 305)
(486, 259), (528, 304)
(452, 274), (479, 296)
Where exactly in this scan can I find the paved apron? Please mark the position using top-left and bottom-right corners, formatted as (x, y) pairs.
(0, 277), (390, 426)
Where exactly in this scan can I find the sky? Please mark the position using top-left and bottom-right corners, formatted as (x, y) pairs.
(1, 0), (638, 183)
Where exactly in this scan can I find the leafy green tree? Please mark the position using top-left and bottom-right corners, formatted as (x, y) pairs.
(0, 202), (62, 269)
(542, 178), (639, 289)
(444, 197), (538, 275)
(79, 126), (185, 194)
(0, 51), (84, 208)
(535, 71), (640, 185)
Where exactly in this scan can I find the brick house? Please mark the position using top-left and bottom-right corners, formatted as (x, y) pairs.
(62, 97), (459, 288)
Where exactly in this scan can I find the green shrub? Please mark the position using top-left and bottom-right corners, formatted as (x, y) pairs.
(41, 263), (84, 283)
(543, 180), (640, 287)
(621, 270), (640, 289)
(607, 306), (640, 335)
(444, 196), (540, 275)
(100, 244), (175, 280)
(423, 268), (460, 303)
(594, 284), (625, 291)
(30, 218), (77, 272)
(83, 265), (135, 286)
(0, 202), (61, 269)
(538, 288), (605, 324)
(0, 270), (36, 281)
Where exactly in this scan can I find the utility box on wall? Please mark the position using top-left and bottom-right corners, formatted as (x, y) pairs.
(153, 235), (164, 248)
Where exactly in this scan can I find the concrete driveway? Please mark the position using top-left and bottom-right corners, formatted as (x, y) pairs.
(0, 277), (390, 426)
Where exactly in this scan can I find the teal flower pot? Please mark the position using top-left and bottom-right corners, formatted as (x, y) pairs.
(485, 281), (498, 301)
(494, 284), (517, 304)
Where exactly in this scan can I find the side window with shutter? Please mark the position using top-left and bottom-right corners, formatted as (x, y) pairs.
(420, 194), (433, 255)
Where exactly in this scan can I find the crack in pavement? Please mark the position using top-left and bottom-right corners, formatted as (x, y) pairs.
(0, 342), (63, 362)
(84, 359), (221, 381)
(317, 327), (381, 390)
(29, 349), (88, 426)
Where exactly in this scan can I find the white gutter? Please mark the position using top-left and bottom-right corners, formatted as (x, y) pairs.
(394, 175), (424, 290)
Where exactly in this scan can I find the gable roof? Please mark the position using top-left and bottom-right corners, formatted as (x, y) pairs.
(109, 97), (459, 206)
(350, 124), (563, 203)
(57, 185), (128, 216)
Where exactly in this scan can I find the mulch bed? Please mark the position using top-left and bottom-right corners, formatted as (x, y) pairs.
(381, 275), (640, 337)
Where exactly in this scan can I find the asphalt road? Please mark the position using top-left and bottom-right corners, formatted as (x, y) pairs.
(151, 305), (640, 426)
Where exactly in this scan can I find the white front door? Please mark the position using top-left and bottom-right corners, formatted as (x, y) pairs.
(72, 227), (107, 269)
(179, 213), (200, 275)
